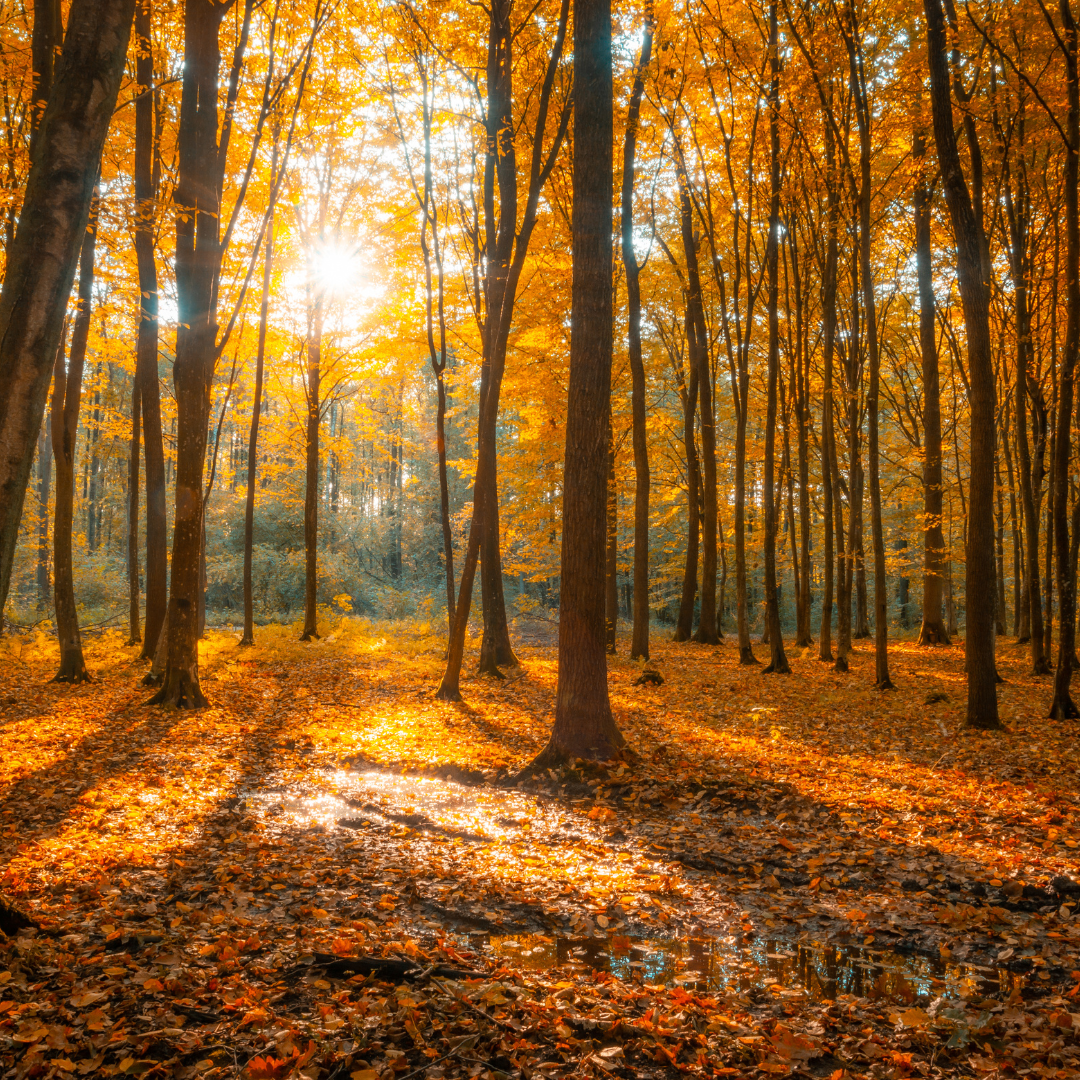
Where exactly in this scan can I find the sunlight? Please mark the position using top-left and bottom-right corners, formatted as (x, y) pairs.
(308, 238), (363, 298)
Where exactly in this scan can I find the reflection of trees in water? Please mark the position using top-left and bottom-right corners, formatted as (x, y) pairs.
(489, 932), (1011, 1005)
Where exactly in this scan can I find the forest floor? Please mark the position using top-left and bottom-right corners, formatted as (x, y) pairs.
(1, 617), (1080, 1080)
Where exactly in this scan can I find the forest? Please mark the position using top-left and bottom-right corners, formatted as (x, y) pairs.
(2, 0), (1080, 1077)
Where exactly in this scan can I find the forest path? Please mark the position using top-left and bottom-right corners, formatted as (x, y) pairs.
(1, 620), (1079, 1078)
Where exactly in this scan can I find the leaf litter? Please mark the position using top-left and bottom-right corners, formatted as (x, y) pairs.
(1, 621), (1079, 1079)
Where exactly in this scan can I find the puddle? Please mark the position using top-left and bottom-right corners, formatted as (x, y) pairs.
(478, 933), (1026, 1004)
(238, 771), (1031, 1005)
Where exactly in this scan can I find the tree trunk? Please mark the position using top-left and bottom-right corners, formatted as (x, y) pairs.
(134, 0), (166, 661)
(301, 292), (323, 642)
(924, 0), (999, 728)
(1050, 0), (1080, 719)
(819, 122), (840, 663)
(0, 0), (136, 634)
(674, 354), (700, 643)
(678, 170), (718, 646)
(622, 16), (652, 662)
(534, 0), (624, 766)
(605, 429), (617, 652)
(241, 189), (275, 647)
(127, 375), (141, 645)
(35, 421), (52, 609)
(847, 16), (892, 687)
(149, 0), (230, 710)
(762, 0), (788, 675)
(914, 127), (950, 644)
(52, 211), (97, 684)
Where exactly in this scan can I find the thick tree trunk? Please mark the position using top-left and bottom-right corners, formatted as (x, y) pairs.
(534, 0), (624, 766)
(301, 294), (323, 642)
(622, 18), (652, 662)
(762, 0), (788, 675)
(52, 213), (97, 685)
(924, 0), (1000, 728)
(1050, 0), (1080, 719)
(134, 0), (166, 661)
(0, 0), (135, 634)
(605, 431), (617, 652)
(149, 0), (229, 710)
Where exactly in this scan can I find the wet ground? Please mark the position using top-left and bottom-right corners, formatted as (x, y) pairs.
(234, 766), (1045, 1010)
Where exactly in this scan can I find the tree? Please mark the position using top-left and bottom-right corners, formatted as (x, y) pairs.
(133, 0), (168, 662)
(533, 0), (624, 766)
(762, 0), (789, 675)
(51, 202), (98, 684)
(621, 8), (653, 663)
(923, 0), (999, 729)
(913, 120), (950, 647)
(0, 0), (136, 634)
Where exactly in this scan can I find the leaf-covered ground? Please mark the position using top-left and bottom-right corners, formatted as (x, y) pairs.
(2, 619), (1079, 1080)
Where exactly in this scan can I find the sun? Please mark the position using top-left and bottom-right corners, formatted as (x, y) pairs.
(309, 238), (362, 298)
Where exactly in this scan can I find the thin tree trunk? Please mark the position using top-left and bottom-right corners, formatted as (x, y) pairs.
(534, 0), (624, 766)
(677, 168), (718, 646)
(134, 0), (166, 661)
(762, 0), (788, 675)
(622, 15), (652, 662)
(127, 375), (141, 645)
(35, 421), (52, 609)
(301, 292), (323, 641)
(819, 121), (840, 663)
(241, 183), (275, 647)
(674, 353), (700, 643)
(846, 14), (892, 687)
(52, 210), (97, 684)
(0, 0), (136, 634)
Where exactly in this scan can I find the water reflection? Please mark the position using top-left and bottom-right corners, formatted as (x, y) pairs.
(483, 933), (1023, 1003)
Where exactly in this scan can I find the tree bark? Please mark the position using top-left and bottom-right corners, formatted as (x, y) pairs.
(301, 292), (323, 641)
(0, 0), (136, 635)
(1050, 0), (1080, 719)
(674, 348), (700, 643)
(914, 126), (950, 646)
(149, 0), (230, 709)
(127, 375), (141, 645)
(533, 0), (624, 766)
(819, 120), (840, 663)
(605, 429), (617, 652)
(924, 0), (1000, 728)
(134, 0), (167, 661)
(845, 10), (892, 688)
(622, 16), (652, 662)
(241, 186), (275, 647)
(762, 0), (789, 675)
(676, 170), (718, 646)
(35, 421), (52, 609)
(52, 211), (97, 684)
(437, 0), (570, 695)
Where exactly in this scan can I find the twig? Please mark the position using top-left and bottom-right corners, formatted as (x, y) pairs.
(430, 974), (523, 1033)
